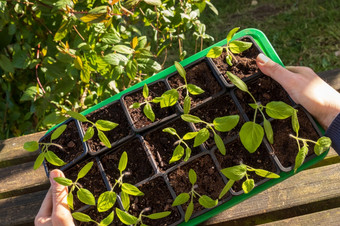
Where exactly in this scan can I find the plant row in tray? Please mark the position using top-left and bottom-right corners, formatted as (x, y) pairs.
(24, 29), (330, 226)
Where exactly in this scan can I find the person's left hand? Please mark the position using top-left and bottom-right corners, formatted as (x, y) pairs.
(35, 169), (75, 226)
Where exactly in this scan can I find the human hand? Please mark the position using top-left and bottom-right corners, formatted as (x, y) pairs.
(35, 169), (75, 226)
(256, 53), (340, 129)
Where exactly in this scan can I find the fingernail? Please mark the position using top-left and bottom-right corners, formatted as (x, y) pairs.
(49, 170), (59, 185)
(257, 53), (269, 65)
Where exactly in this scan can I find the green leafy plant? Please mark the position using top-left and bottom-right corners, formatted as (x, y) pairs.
(54, 161), (96, 210)
(227, 71), (297, 153)
(219, 164), (280, 196)
(172, 169), (218, 222)
(97, 151), (144, 213)
(162, 127), (198, 164)
(180, 114), (240, 155)
(72, 211), (114, 226)
(206, 27), (252, 66)
(23, 124), (67, 169)
(116, 207), (171, 226)
(67, 111), (118, 148)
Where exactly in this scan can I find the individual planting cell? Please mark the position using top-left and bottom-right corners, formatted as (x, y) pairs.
(144, 118), (202, 172)
(214, 137), (277, 192)
(101, 138), (155, 187)
(123, 81), (177, 130)
(81, 102), (133, 153)
(168, 60), (222, 109)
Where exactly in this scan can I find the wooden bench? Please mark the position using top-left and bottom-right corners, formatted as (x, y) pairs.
(1, 69), (340, 226)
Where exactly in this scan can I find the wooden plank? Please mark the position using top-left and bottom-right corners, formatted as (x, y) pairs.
(0, 131), (46, 168)
(202, 163), (340, 225)
(261, 206), (340, 226)
(0, 161), (48, 199)
(0, 189), (46, 226)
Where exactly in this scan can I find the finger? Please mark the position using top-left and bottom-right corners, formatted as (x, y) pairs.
(35, 188), (53, 225)
(285, 66), (307, 74)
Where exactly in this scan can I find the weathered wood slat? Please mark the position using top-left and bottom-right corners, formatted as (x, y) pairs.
(202, 162), (340, 225)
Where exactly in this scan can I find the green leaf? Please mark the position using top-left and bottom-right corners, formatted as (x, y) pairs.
(144, 0), (161, 6)
(254, 169), (280, 178)
(189, 169), (197, 185)
(263, 119), (274, 144)
(97, 191), (117, 212)
(118, 151), (128, 172)
(174, 61), (186, 80)
(54, 20), (68, 41)
(194, 128), (210, 147)
(67, 192), (74, 210)
(187, 84), (205, 95)
(214, 133), (226, 155)
(169, 145), (184, 164)
(146, 211), (171, 219)
(226, 27), (240, 43)
(98, 130), (111, 148)
(53, 177), (73, 186)
(226, 55), (233, 66)
(181, 114), (203, 123)
(102, 53), (128, 66)
(116, 208), (138, 225)
(126, 59), (137, 80)
(266, 101), (294, 119)
(80, 12), (107, 23)
(227, 71), (248, 92)
(221, 164), (247, 181)
(121, 191), (130, 210)
(185, 201), (194, 222)
(294, 146), (309, 172)
(219, 179), (234, 199)
(100, 211), (114, 226)
(213, 115), (240, 132)
(184, 147), (191, 161)
(72, 212), (93, 223)
(242, 179), (255, 194)
(183, 132), (198, 140)
(183, 95), (191, 114)
(130, 102), (141, 109)
(67, 111), (88, 122)
(51, 125), (67, 141)
(0, 54), (14, 73)
(205, 0), (218, 15)
(83, 126), (95, 142)
(122, 183), (144, 196)
(20, 86), (38, 102)
(143, 83), (149, 99)
(314, 137), (332, 155)
(45, 151), (66, 166)
(95, 120), (118, 131)
(206, 46), (223, 58)
(33, 153), (45, 170)
(292, 110), (300, 134)
(162, 127), (177, 136)
(24, 141), (39, 152)
(102, 32), (121, 44)
(143, 103), (155, 122)
(199, 195), (218, 208)
(239, 122), (264, 153)
(112, 45), (134, 54)
(249, 103), (258, 110)
(172, 193), (190, 206)
(229, 40), (252, 54)
(77, 188), (96, 206)
(77, 162), (93, 180)
(80, 69), (91, 83)
(159, 89), (179, 108)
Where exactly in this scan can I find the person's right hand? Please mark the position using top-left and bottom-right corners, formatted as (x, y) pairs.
(256, 53), (340, 129)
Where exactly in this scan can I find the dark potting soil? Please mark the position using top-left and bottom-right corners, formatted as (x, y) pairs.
(168, 155), (226, 215)
(123, 81), (177, 129)
(64, 159), (107, 210)
(235, 75), (292, 122)
(168, 60), (222, 109)
(43, 120), (84, 171)
(270, 106), (320, 168)
(212, 38), (260, 83)
(191, 93), (244, 150)
(75, 206), (122, 226)
(144, 118), (202, 172)
(81, 102), (133, 153)
(129, 177), (181, 226)
(215, 137), (277, 192)
(101, 138), (155, 188)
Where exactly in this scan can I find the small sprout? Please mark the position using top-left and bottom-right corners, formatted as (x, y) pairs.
(172, 169), (218, 222)
(162, 127), (197, 163)
(116, 207), (171, 225)
(220, 164), (280, 196)
(206, 27), (252, 66)
(181, 114), (239, 155)
(24, 124), (67, 169)
(67, 111), (118, 148)
(54, 161), (96, 210)
(228, 72), (296, 153)
(72, 211), (114, 226)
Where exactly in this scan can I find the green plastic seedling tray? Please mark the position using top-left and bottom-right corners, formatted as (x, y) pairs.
(46, 28), (328, 225)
